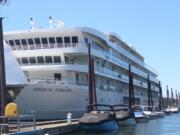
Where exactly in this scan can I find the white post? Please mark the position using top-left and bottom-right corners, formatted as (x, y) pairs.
(67, 112), (72, 125)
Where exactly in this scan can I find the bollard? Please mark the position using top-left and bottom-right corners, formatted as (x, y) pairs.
(67, 112), (72, 125)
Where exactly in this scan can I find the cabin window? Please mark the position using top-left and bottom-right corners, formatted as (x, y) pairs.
(28, 38), (34, 45)
(9, 40), (14, 46)
(15, 40), (20, 45)
(21, 57), (28, 64)
(35, 38), (41, 49)
(53, 56), (61, 63)
(41, 38), (48, 44)
(56, 37), (62, 43)
(56, 37), (63, 47)
(64, 37), (70, 43)
(72, 36), (78, 43)
(21, 39), (27, 45)
(107, 79), (110, 88)
(34, 38), (41, 44)
(65, 56), (69, 64)
(84, 37), (88, 44)
(29, 57), (36, 64)
(49, 37), (55, 44)
(16, 58), (21, 64)
(54, 73), (61, 81)
(37, 56), (44, 63)
(41, 38), (48, 48)
(45, 56), (52, 63)
(75, 73), (79, 84)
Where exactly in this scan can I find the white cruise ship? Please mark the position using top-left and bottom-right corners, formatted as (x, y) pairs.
(4, 27), (160, 120)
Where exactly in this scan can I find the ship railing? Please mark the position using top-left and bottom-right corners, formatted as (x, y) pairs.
(28, 76), (88, 86)
(27, 72), (156, 91)
(0, 116), (9, 134)
(11, 42), (159, 83)
(99, 67), (150, 88)
(90, 44), (159, 83)
(0, 115), (36, 133)
(11, 43), (82, 51)
(28, 77), (67, 85)
(11, 43), (158, 84)
(111, 42), (159, 75)
(95, 66), (150, 87)
(104, 52), (147, 79)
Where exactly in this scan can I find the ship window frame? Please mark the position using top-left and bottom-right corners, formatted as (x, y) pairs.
(49, 37), (55, 44)
(56, 37), (62, 43)
(84, 37), (89, 44)
(53, 56), (61, 63)
(75, 73), (79, 84)
(41, 37), (48, 44)
(29, 57), (36, 64)
(72, 36), (78, 43)
(45, 56), (52, 63)
(56, 37), (63, 43)
(21, 39), (27, 45)
(37, 56), (44, 64)
(54, 73), (61, 81)
(9, 40), (15, 46)
(21, 57), (29, 64)
(56, 37), (63, 48)
(34, 38), (41, 44)
(16, 57), (21, 64)
(64, 36), (70, 43)
(27, 38), (34, 45)
(15, 39), (21, 45)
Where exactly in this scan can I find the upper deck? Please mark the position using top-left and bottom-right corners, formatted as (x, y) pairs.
(3, 27), (159, 78)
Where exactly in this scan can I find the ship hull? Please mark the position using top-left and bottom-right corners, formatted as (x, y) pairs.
(15, 83), (122, 120)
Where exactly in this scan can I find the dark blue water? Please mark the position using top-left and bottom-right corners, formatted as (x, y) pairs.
(70, 113), (180, 135)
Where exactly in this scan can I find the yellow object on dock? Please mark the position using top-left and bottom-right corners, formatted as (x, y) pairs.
(5, 102), (18, 117)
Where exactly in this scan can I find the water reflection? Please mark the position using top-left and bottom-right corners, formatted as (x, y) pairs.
(70, 113), (180, 135)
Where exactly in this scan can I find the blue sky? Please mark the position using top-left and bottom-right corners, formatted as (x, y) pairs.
(1, 0), (180, 96)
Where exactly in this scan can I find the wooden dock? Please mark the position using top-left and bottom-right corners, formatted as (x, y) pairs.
(2, 120), (79, 135)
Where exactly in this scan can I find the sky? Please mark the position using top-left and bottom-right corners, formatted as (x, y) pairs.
(1, 0), (180, 96)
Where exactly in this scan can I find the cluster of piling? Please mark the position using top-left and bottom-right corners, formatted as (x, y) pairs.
(163, 86), (180, 109)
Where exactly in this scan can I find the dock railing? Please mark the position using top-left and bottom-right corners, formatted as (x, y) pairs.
(0, 116), (9, 134)
(0, 114), (36, 134)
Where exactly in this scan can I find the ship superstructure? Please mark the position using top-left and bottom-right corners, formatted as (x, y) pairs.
(4, 27), (159, 120)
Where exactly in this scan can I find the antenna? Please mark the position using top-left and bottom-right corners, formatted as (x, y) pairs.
(59, 19), (64, 28)
(48, 16), (65, 29)
(30, 17), (35, 29)
(49, 16), (53, 29)
(53, 19), (64, 28)
(54, 20), (64, 28)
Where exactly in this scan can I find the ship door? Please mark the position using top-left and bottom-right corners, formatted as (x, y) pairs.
(54, 73), (61, 81)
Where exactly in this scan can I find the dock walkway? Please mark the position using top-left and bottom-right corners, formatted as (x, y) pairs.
(2, 119), (79, 135)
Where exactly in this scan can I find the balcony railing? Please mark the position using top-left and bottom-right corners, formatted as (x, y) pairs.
(91, 47), (159, 84)
(10, 43), (80, 51)
(10, 41), (159, 83)
(28, 76), (88, 86)
(111, 42), (159, 75)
